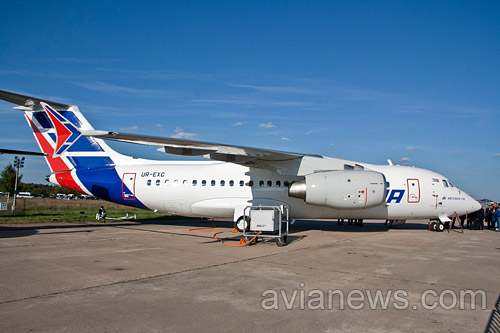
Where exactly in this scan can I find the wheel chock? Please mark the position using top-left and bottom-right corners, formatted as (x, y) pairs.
(232, 228), (239, 233)
(239, 238), (247, 245)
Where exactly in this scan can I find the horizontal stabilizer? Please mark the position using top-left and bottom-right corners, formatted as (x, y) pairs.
(0, 90), (70, 111)
(0, 148), (48, 156)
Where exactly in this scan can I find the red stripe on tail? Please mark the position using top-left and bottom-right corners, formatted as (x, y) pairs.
(26, 115), (86, 193)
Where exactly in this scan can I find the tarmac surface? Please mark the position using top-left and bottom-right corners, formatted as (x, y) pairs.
(0, 219), (499, 332)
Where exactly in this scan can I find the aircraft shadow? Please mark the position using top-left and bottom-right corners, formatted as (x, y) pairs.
(0, 228), (38, 238)
(0, 218), (431, 239)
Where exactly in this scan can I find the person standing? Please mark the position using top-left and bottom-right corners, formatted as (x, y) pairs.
(99, 206), (107, 223)
(476, 205), (484, 230)
(494, 202), (500, 231)
(486, 205), (493, 229)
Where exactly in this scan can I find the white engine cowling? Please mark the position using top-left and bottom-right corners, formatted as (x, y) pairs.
(288, 170), (387, 209)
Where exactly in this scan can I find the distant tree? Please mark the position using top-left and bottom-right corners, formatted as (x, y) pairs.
(0, 164), (22, 195)
(20, 183), (81, 196)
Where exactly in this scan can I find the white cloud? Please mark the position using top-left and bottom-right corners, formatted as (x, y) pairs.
(233, 122), (244, 126)
(258, 122), (276, 129)
(74, 81), (164, 96)
(406, 146), (418, 151)
(172, 127), (198, 140)
(305, 128), (327, 135)
(281, 137), (291, 141)
(120, 125), (138, 132)
(228, 83), (318, 95)
(397, 157), (411, 164)
(494, 153), (500, 158)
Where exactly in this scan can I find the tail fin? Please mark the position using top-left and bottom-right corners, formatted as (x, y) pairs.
(26, 101), (120, 172)
(0, 90), (122, 193)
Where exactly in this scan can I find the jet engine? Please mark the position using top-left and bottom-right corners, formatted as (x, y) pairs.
(288, 170), (387, 209)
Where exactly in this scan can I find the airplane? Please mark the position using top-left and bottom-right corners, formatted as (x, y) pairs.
(0, 89), (481, 232)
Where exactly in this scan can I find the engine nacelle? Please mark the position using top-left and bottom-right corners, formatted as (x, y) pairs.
(288, 170), (387, 209)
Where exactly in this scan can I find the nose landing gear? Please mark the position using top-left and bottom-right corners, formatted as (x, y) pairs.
(429, 221), (445, 232)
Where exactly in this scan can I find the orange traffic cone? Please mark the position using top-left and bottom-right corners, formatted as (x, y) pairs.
(232, 228), (239, 233)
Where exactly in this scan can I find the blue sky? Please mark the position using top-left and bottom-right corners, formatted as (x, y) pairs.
(0, 1), (499, 200)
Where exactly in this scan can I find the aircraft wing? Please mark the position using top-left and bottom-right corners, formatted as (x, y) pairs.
(83, 130), (310, 172)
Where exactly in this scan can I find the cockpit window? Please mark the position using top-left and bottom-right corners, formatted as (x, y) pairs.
(442, 180), (449, 188)
(448, 181), (455, 188)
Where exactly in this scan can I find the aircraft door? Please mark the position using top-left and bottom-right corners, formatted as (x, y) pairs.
(122, 173), (136, 200)
(407, 179), (420, 203)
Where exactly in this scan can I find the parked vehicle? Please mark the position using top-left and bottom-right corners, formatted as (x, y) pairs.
(17, 192), (35, 198)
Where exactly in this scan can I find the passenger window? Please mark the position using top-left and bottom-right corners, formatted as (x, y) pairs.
(183, 180), (188, 186)
(267, 180), (272, 187)
(247, 180), (254, 187)
(165, 180), (170, 186)
(192, 180), (197, 186)
(259, 181), (264, 187)
(202, 180), (207, 186)
(156, 180), (160, 186)
(211, 180), (216, 186)
(147, 180), (151, 186)
(276, 181), (281, 187)
(174, 180), (178, 185)
(442, 180), (449, 188)
(220, 180), (225, 186)
(239, 180), (244, 186)
(284, 181), (289, 187)
(229, 180), (234, 187)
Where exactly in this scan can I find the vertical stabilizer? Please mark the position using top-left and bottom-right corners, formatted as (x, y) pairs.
(0, 90), (125, 194)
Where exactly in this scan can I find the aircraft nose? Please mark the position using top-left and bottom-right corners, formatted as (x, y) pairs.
(472, 198), (482, 212)
(464, 192), (482, 213)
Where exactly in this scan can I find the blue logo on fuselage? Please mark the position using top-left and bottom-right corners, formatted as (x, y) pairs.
(386, 189), (405, 203)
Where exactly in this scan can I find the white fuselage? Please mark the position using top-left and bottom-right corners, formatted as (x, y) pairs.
(114, 159), (480, 221)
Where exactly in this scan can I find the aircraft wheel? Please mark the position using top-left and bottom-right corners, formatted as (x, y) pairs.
(234, 216), (250, 232)
(437, 222), (445, 232)
(430, 221), (437, 231)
